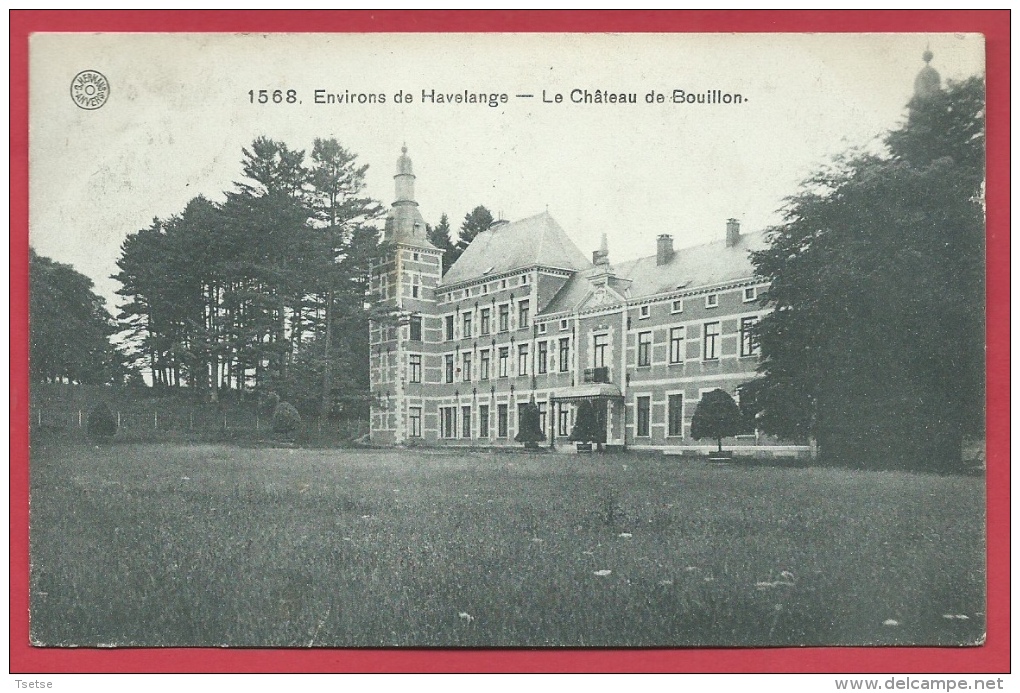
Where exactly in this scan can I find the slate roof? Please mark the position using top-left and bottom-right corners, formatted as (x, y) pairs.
(614, 230), (768, 296)
(540, 230), (767, 315)
(384, 202), (437, 250)
(440, 211), (592, 286)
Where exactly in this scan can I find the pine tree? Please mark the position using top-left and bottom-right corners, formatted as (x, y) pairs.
(426, 213), (455, 274)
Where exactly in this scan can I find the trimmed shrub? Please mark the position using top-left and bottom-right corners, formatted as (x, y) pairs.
(272, 401), (301, 437)
(86, 403), (117, 441)
(515, 400), (546, 449)
(691, 388), (744, 453)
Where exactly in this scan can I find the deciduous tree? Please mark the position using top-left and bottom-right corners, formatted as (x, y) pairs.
(746, 76), (984, 470)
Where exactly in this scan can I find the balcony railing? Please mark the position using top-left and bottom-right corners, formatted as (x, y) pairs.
(583, 367), (610, 384)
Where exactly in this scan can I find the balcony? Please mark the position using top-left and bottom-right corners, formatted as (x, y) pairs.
(583, 367), (611, 384)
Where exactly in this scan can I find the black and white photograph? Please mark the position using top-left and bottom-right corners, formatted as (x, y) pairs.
(26, 31), (988, 649)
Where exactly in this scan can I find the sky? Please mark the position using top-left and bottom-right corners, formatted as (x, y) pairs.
(28, 32), (985, 310)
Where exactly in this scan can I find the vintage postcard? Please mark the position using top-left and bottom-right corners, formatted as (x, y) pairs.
(24, 29), (992, 656)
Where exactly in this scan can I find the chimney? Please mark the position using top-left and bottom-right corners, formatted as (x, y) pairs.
(592, 232), (610, 266)
(656, 234), (674, 266)
(726, 218), (741, 247)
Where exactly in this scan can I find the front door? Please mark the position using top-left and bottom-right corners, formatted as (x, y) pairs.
(605, 399), (625, 447)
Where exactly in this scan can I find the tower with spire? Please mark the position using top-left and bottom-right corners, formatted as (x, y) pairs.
(913, 46), (942, 100)
(369, 145), (444, 445)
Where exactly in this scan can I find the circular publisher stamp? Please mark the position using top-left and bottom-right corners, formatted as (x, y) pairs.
(70, 70), (109, 110)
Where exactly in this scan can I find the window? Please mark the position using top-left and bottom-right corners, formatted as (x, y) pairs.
(560, 319), (569, 330)
(498, 347), (509, 378)
(409, 316), (422, 342)
(501, 279), (507, 289)
(667, 394), (684, 437)
(537, 402), (547, 436)
(408, 354), (422, 383)
(411, 275), (419, 298)
(440, 407), (456, 438)
(743, 287), (757, 302)
(445, 354), (455, 383)
(408, 407), (422, 438)
(518, 344), (529, 376)
(520, 275), (528, 285)
(558, 406), (570, 436)
(482, 284), (488, 295)
(593, 334), (609, 368)
(479, 405), (489, 438)
(480, 349), (490, 380)
(462, 312), (472, 338)
(537, 341), (548, 374)
(671, 299), (684, 313)
(636, 396), (651, 437)
(445, 314), (455, 341)
(480, 308), (491, 335)
(462, 352), (472, 381)
(669, 326), (685, 364)
(639, 305), (650, 319)
(518, 300), (530, 328)
(703, 321), (721, 360)
(706, 293), (719, 308)
(740, 316), (760, 357)
(498, 304), (510, 332)
(413, 252), (419, 261)
(497, 404), (508, 437)
(538, 323), (547, 334)
(462, 406), (472, 438)
(559, 337), (570, 372)
(638, 331), (652, 367)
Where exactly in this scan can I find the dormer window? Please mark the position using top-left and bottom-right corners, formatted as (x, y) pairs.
(706, 293), (719, 308)
(671, 299), (684, 313)
(639, 305), (650, 320)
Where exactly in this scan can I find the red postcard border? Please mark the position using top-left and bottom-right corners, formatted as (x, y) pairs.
(9, 10), (1010, 674)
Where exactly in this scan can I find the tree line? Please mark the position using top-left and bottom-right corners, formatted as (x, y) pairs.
(44, 136), (495, 420)
(109, 136), (387, 418)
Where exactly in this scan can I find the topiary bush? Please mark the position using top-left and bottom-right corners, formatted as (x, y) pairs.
(86, 402), (117, 442)
(272, 401), (301, 438)
(515, 399), (546, 449)
(691, 388), (744, 453)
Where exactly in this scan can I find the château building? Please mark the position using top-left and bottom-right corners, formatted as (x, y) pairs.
(367, 146), (795, 453)
(367, 48), (947, 455)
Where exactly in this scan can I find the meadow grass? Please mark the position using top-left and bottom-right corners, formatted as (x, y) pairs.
(28, 443), (985, 647)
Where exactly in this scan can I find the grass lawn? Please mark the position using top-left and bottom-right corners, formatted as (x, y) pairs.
(28, 443), (986, 647)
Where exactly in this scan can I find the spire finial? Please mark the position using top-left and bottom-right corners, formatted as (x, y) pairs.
(913, 44), (941, 100)
(401, 142), (408, 154)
